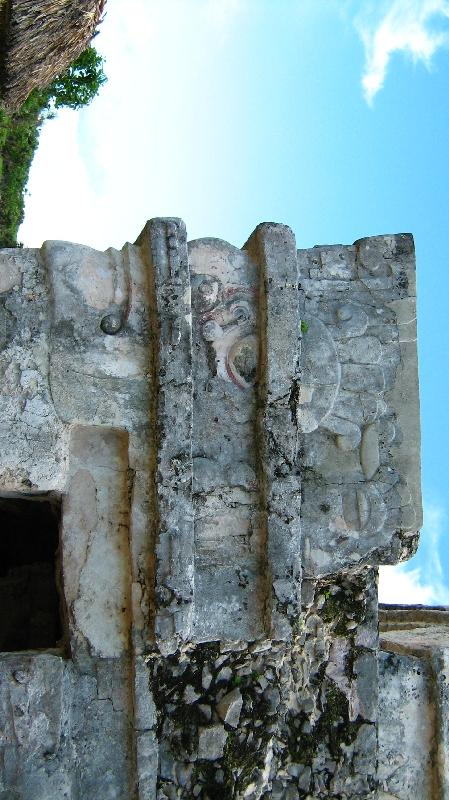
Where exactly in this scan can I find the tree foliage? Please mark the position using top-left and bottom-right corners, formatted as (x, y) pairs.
(0, 46), (107, 247)
(45, 46), (107, 110)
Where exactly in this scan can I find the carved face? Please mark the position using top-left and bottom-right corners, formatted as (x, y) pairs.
(193, 275), (258, 389)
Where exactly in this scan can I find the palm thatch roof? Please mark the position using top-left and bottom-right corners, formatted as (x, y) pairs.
(0, 0), (105, 109)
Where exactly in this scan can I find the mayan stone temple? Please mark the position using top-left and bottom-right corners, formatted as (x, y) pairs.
(0, 218), (444, 799)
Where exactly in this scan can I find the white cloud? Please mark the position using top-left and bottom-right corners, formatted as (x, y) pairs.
(379, 563), (436, 604)
(379, 502), (449, 606)
(357, 0), (449, 104)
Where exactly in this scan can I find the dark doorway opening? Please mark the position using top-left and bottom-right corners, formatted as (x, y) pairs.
(0, 493), (64, 652)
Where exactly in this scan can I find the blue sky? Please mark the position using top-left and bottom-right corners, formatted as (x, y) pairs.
(19, 0), (449, 604)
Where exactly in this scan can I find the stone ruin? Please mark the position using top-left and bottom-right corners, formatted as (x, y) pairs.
(0, 218), (441, 799)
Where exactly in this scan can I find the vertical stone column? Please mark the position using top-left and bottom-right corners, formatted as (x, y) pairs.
(188, 236), (265, 642)
(137, 219), (194, 655)
(432, 650), (449, 800)
(245, 223), (302, 640)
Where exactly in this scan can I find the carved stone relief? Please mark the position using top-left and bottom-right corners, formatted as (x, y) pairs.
(188, 238), (264, 641)
(298, 237), (421, 577)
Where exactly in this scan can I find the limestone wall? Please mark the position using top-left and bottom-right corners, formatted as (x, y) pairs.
(0, 220), (422, 798)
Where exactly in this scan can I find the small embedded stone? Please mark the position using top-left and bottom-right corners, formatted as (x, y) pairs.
(198, 703), (212, 721)
(12, 670), (28, 684)
(249, 641), (271, 654)
(202, 666), (213, 690)
(216, 688), (243, 728)
(198, 724), (227, 760)
(216, 666), (232, 683)
(297, 765), (312, 792)
(175, 762), (193, 787)
(184, 684), (201, 704)
(100, 312), (123, 335)
(271, 780), (286, 800)
(264, 685), (281, 713)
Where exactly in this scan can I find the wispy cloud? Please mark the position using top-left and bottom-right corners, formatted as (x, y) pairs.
(379, 501), (449, 605)
(379, 563), (436, 604)
(356, 0), (449, 104)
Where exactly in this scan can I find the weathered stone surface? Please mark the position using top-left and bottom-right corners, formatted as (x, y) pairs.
(198, 724), (228, 759)
(147, 570), (378, 798)
(0, 221), (423, 798)
(216, 687), (243, 727)
(0, 653), (134, 798)
(63, 424), (132, 659)
(298, 233), (421, 578)
(378, 605), (449, 800)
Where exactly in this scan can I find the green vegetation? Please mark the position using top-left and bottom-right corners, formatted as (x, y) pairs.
(300, 320), (309, 334)
(44, 46), (106, 110)
(0, 46), (106, 248)
(0, 91), (43, 247)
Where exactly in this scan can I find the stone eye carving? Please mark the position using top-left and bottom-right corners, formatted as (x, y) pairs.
(334, 302), (368, 339)
(226, 334), (258, 388)
(229, 301), (252, 324)
(342, 484), (386, 533)
(201, 319), (223, 342)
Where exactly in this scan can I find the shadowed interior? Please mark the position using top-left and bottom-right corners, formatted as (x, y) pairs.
(0, 493), (63, 651)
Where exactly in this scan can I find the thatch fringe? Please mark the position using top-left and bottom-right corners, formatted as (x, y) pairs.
(1, 0), (106, 109)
